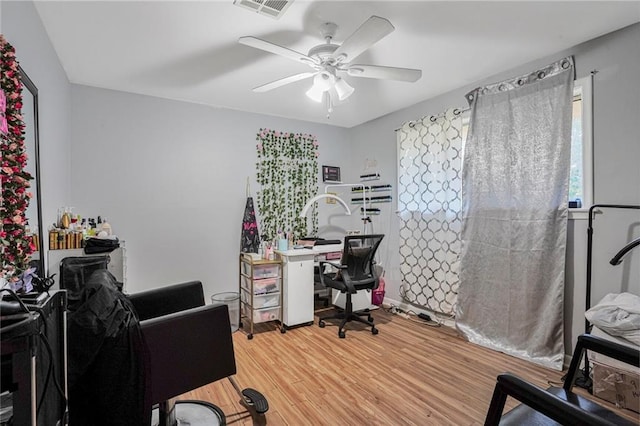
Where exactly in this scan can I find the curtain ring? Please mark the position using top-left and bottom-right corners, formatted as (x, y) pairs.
(408, 121), (415, 128)
(430, 115), (437, 122)
(453, 108), (461, 115)
(517, 79), (525, 86)
(561, 60), (570, 69)
(467, 93), (474, 101)
(537, 71), (546, 79)
(498, 84), (506, 91)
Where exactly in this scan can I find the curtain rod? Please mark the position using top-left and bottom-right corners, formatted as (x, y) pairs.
(394, 107), (470, 132)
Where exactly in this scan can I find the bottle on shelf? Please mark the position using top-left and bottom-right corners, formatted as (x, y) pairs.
(60, 209), (71, 229)
(101, 218), (112, 236)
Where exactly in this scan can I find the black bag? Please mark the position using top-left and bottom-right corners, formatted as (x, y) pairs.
(84, 237), (120, 254)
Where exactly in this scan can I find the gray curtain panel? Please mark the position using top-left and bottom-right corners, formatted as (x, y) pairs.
(456, 57), (574, 370)
(397, 108), (463, 315)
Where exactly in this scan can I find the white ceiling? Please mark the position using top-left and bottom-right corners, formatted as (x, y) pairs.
(34, 1), (640, 128)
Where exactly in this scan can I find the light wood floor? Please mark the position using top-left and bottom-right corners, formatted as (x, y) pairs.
(178, 307), (636, 425)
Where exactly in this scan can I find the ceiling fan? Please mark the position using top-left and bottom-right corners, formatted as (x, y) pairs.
(239, 16), (422, 116)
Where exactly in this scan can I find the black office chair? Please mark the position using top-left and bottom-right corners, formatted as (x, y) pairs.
(484, 333), (640, 426)
(317, 234), (384, 338)
(313, 265), (332, 308)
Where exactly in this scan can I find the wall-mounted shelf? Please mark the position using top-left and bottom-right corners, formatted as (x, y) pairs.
(360, 173), (380, 182)
(360, 207), (381, 215)
(352, 184), (392, 193)
(351, 195), (393, 204)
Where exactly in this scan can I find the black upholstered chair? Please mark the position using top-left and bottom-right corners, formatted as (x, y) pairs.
(484, 333), (640, 426)
(317, 234), (384, 338)
(143, 307), (233, 425)
(67, 272), (263, 425)
(128, 281), (236, 426)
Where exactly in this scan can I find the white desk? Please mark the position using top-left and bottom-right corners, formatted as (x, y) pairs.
(276, 244), (374, 328)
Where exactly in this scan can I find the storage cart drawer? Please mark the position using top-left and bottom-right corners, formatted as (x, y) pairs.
(243, 305), (280, 324)
(241, 276), (280, 295)
(242, 263), (279, 279)
(241, 291), (280, 309)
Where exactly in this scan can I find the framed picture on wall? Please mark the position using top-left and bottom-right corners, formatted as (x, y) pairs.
(322, 165), (341, 183)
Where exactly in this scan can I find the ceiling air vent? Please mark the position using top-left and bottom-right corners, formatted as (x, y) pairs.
(234, 0), (294, 19)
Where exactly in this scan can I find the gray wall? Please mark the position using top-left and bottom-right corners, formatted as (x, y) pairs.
(70, 85), (351, 299)
(348, 22), (640, 354)
(2, 1), (72, 270)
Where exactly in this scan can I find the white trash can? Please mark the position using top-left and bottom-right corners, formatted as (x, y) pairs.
(211, 292), (240, 332)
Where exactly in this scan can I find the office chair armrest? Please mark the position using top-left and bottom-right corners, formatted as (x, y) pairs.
(318, 260), (346, 271)
(484, 374), (616, 426)
(317, 261), (345, 284)
(127, 281), (205, 321)
(564, 333), (640, 391)
(317, 261), (356, 292)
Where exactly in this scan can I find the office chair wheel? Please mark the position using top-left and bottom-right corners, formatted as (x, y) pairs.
(367, 315), (373, 322)
(338, 330), (346, 338)
(318, 320), (326, 328)
(247, 333), (253, 340)
(280, 327), (286, 334)
(372, 327), (379, 335)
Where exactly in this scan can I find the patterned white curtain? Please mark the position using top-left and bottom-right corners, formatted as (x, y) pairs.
(397, 108), (464, 315)
(456, 57), (574, 370)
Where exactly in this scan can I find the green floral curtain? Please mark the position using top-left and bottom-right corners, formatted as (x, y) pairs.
(256, 129), (318, 241)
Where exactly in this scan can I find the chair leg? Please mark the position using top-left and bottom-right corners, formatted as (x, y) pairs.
(484, 382), (508, 426)
(318, 292), (378, 338)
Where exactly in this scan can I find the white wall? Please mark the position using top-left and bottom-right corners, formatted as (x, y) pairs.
(348, 23), (640, 354)
(70, 85), (350, 300)
(2, 1), (73, 272)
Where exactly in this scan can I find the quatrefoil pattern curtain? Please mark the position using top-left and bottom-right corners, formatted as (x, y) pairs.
(397, 109), (463, 315)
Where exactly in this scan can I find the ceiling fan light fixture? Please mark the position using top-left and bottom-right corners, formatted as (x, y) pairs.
(305, 84), (324, 103)
(306, 72), (334, 102)
(316, 72), (334, 90)
(334, 77), (354, 101)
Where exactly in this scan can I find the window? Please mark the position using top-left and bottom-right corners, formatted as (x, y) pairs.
(459, 76), (593, 216)
(569, 76), (593, 211)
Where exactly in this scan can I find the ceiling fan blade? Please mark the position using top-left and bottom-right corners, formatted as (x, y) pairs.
(347, 65), (422, 82)
(331, 16), (395, 63)
(239, 36), (318, 66)
(253, 72), (316, 92)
